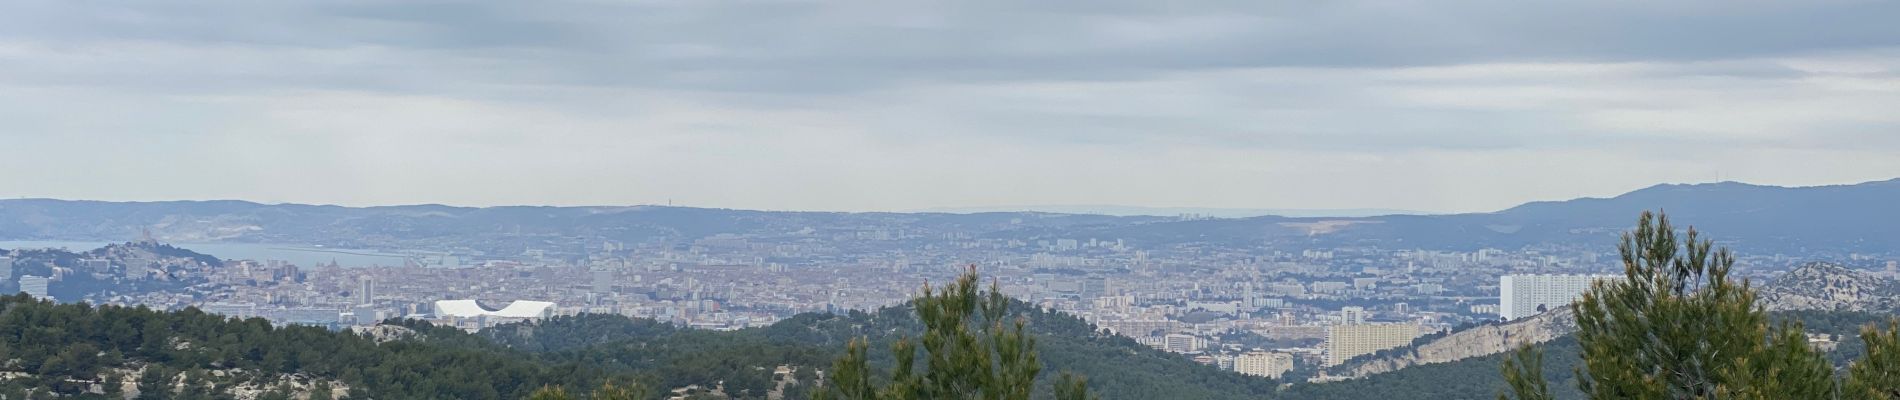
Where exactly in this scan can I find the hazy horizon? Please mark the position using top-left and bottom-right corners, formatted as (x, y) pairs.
(4, 176), (1895, 216)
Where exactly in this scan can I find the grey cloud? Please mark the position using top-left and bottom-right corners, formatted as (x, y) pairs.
(1, 0), (1898, 211)
(5, 0), (1898, 95)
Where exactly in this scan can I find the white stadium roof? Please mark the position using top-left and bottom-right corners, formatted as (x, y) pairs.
(434, 299), (556, 319)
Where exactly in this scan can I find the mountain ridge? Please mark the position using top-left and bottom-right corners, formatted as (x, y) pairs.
(9, 177), (1894, 216)
(2, 178), (1896, 253)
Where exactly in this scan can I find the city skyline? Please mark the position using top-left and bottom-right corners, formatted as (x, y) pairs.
(3, 2), (1899, 212)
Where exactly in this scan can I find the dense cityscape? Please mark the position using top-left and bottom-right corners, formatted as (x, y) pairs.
(8, 205), (1894, 384)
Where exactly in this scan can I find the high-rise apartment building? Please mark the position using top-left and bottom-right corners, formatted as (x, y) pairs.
(1499, 274), (1622, 320)
(20, 275), (51, 300)
(1163, 333), (1204, 353)
(0, 256), (12, 281)
(83, 259), (111, 274)
(592, 270), (614, 294)
(1340, 306), (1367, 325)
(1326, 324), (1420, 367)
(358, 276), (376, 305)
(1234, 351), (1295, 379)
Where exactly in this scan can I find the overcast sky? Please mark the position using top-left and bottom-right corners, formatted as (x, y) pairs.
(2, 1), (1898, 213)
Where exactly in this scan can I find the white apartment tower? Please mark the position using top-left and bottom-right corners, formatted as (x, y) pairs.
(20, 275), (51, 300)
(358, 276), (376, 305)
(1326, 324), (1420, 367)
(1234, 351), (1295, 379)
(1162, 333), (1205, 353)
(592, 269), (614, 294)
(1499, 274), (1622, 320)
(1340, 306), (1367, 325)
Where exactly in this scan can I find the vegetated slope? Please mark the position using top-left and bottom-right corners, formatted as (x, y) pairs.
(0, 294), (602, 399)
(0, 291), (1287, 400)
(9, 288), (1890, 400)
(483, 302), (1284, 400)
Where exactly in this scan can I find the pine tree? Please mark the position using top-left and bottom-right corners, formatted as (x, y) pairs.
(526, 385), (572, 400)
(1052, 372), (1099, 400)
(103, 372), (126, 396)
(136, 366), (174, 400)
(256, 383), (293, 400)
(814, 338), (875, 400)
(812, 267), (1096, 400)
(1497, 345), (1551, 400)
(1846, 319), (1900, 399)
(175, 370), (213, 400)
(1501, 211), (1837, 399)
(307, 380), (334, 400)
(590, 380), (652, 400)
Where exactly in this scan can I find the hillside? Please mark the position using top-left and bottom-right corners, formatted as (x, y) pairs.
(1336, 308), (1577, 379)
(0, 293), (580, 399)
(1287, 336), (1588, 400)
(1332, 262), (1900, 385)
(2, 241), (224, 302)
(480, 302), (1283, 400)
(0, 293), (1282, 399)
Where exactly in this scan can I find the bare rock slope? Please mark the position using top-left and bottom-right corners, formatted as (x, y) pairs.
(1341, 308), (1576, 378)
(1759, 262), (1900, 312)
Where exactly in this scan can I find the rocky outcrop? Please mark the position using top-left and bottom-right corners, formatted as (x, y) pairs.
(1759, 262), (1900, 312)
(1342, 308), (1577, 378)
(349, 324), (419, 343)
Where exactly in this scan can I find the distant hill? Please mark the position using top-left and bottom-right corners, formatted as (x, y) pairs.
(0, 199), (1165, 253)
(917, 205), (1423, 218)
(1, 178), (1895, 254)
(1077, 178), (1900, 253)
(2, 241), (223, 302)
(1473, 179), (1900, 252)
